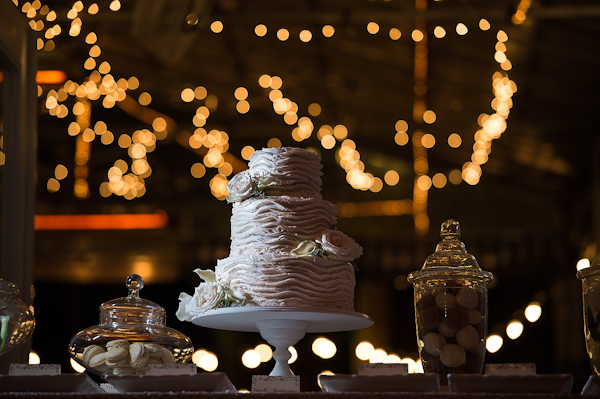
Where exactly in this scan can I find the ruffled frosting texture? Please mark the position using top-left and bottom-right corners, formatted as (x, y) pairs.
(216, 255), (356, 309)
(229, 196), (337, 256)
(177, 147), (362, 320)
(247, 147), (323, 197)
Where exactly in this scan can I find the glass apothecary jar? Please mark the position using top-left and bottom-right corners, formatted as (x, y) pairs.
(408, 219), (493, 384)
(68, 274), (193, 377)
(0, 278), (35, 356)
(577, 253), (600, 375)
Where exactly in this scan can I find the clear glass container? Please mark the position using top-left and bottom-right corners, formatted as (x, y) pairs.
(68, 274), (194, 377)
(577, 253), (600, 375)
(408, 219), (493, 384)
(0, 278), (35, 356)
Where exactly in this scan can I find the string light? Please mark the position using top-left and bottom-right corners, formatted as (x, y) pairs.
(18, 1), (518, 222)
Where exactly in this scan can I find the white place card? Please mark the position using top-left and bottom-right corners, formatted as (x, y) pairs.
(252, 375), (300, 393)
(486, 363), (536, 375)
(359, 363), (409, 375)
(146, 363), (197, 375)
(99, 383), (120, 393)
(8, 363), (61, 375)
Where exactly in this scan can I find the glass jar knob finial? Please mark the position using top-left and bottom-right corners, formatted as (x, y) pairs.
(126, 274), (144, 300)
(440, 219), (460, 239)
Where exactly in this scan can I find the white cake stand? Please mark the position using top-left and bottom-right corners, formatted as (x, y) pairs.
(192, 307), (373, 377)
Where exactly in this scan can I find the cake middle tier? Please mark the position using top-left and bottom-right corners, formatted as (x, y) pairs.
(216, 254), (356, 310)
(229, 196), (337, 256)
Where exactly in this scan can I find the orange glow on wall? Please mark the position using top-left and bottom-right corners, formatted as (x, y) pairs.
(34, 211), (168, 230)
(36, 70), (67, 84)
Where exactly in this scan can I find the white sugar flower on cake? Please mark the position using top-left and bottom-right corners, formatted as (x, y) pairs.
(318, 229), (363, 261)
(176, 269), (245, 321)
(225, 170), (276, 203)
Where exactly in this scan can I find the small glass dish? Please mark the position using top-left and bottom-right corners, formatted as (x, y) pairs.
(68, 274), (193, 377)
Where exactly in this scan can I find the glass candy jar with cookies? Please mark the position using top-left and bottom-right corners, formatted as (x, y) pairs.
(68, 274), (193, 377)
(408, 219), (493, 384)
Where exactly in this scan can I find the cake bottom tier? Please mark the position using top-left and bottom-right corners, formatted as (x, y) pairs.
(216, 255), (356, 311)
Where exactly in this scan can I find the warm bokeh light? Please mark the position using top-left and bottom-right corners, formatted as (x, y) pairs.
(433, 26), (446, 38)
(54, 164), (68, 180)
(355, 341), (374, 361)
(29, 351), (41, 365)
(577, 258), (591, 271)
(479, 18), (491, 31)
(525, 302), (542, 323)
(395, 131), (409, 146)
(288, 346), (298, 364)
(506, 320), (524, 340)
(456, 23), (468, 35)
(242, 349), (261, 369)
(385, 354), (402, 363)
(198, 351), (218, 372)
(369, 348), (388, 363)
(210, 20), (223, 33)
(254, 344), (273, 363)
(411, 29), (424, 42)
(421, 133), (435, 148)
(384, 170), (400, 186)
(254, 24), (267, 37)
(70, 358), (85, 372)
(448, 133), (462, 148)
(277, 28), (290, 41)
(400, 357), (419, 373)
(486, 334), (503, 353)
(432, 173), (447, 188)
(366, 22), (379, 34)
(299, 30), (312, 42)
(181, 88), (194, 102)
(422, 110), (436, 124)
(267, 138), (282, 148)
(241, 145), (255, 160)
(322, 25), (335, 37)
(312, 337), (337, 359)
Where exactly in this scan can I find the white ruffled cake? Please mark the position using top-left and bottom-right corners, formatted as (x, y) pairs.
(176, 147), (362, 321)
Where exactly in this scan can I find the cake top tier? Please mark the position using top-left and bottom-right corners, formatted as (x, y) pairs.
(226, 147), (323, 202)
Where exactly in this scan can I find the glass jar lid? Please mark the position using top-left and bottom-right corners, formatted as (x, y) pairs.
(408, 219), (493, 283)
(0, 278), (19, 297)
(100, 274), (166, 326)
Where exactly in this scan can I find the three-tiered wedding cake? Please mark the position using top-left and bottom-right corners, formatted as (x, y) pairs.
(176, 147), (362, 321)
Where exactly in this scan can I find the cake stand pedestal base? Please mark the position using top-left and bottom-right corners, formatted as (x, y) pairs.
(256, 319), (310, 376)
(192, 306), (373, 377)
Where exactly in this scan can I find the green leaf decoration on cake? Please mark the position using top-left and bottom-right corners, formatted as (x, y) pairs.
(225, 170), (277, 203)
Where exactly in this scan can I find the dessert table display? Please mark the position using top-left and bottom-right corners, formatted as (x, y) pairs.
(0, 277), (35, 356)
(68, 274), (194, 377)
